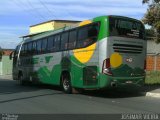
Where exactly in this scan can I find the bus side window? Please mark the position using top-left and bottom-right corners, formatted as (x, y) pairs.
(13, 45), (20, 66)
(28, 42), (33, 55)
(54, 35), (60, 52)
(88, 24), (98, 40)
(24, 43), (28, 56)
(42, 38), (48, 54)
(77, 23), (99, 48)
(14, 45), (20, 57)
(32, 41), (37, 55)
(61, 32), (69, 51)
(48, 36), (54, 52)
(68, 30), (77, 50)
(20, 44), (25, 56)
(37, 40), (42, 54)
(77, 26), (88, 48)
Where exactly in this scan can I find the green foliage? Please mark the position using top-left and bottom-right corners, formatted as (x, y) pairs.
(145, 71), (160, 85)
(142, 0), (160, 42)
(145, 29), (155, 39)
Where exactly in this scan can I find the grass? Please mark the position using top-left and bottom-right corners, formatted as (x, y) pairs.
(145, 71), (160, 85)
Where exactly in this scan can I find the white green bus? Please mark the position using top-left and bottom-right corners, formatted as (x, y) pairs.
(11, 15), (146, 93)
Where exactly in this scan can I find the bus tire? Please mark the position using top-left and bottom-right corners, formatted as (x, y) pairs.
(18, 74), (24, 85)
(18, 73), (26, 86)
(61, 73), (72, 94)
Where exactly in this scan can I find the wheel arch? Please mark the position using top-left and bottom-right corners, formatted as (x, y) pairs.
(60, 70), (72, 85)
(18, 70), (23, 78)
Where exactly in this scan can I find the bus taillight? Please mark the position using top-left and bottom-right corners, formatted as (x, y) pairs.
(102, 58), (112, 76)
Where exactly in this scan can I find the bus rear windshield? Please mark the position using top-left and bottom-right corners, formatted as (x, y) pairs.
(109, 17), (145, 39)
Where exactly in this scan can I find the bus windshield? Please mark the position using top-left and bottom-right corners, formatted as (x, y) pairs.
(109, 16), (145, 39)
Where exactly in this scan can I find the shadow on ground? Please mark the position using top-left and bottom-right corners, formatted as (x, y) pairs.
(0, 79), (63, 104)
(1, 78), (160, 99)
(82, 89), (146, 98)
(0, 79), (62, 95)
(82, 84), (160, 98)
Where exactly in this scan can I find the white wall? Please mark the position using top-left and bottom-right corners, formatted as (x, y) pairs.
(147, 40), (160, 54)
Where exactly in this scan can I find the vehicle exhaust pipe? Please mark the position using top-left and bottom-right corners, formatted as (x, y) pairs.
(111, 82), (117, 87)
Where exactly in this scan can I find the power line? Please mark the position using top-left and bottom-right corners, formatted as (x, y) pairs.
(37, 0), (58, 19)
(63, 8), (73, 19)
(12, 0), (43, 21)
(25, 0), (47, 21)
(19, 0), (45, 21)
(38, 0), (73, 20)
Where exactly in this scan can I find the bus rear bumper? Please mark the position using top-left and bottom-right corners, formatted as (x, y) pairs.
(99, 74), (145, 91)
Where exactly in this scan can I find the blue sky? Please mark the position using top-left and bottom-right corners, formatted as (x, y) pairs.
(0, 0), (148, 49)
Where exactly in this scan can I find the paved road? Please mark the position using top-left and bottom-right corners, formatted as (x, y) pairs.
(0, 77), (160, 114)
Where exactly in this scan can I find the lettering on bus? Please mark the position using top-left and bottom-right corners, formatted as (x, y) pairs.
(115, 20), (141, 30)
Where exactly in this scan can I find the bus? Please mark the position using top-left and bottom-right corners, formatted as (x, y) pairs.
(11, 15), (146, 93)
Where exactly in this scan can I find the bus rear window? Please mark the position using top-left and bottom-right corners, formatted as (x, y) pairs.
(109, 17), (145, 39)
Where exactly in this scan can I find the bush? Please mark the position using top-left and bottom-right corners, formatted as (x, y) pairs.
(145, 71), (160, 85)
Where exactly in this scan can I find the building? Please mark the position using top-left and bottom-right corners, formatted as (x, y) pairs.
(29, 20), (81, 34)
(0, 49), (13, 75)
(146, 40), (160, 71)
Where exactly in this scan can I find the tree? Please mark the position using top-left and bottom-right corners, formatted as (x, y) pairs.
(145, 28), (155, 40)
(142, 0), (160, 43)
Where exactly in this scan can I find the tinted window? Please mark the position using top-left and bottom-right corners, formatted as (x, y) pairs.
(20, 45), (25, 56)
(14, 45), (20, 57)
(28, 42), (32, 54)
(68, 30), (77, 49)
(77, 23), (99, 48)
(42, 38), (47, 53)
(88, 24), (99, 39)
(54, 35), (60, 51)
(37, 40), (42, 54)
(24, 44), (28, 56)
(61, 32), (69, 50)
(48, 36), (54, 52)
(78, 26), (88, 40)
(32, 41), (37, 54)
(77, 26), (88, 48)
(109, 17), (145, 39)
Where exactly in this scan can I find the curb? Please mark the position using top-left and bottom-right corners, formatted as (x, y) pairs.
(145, 92), (160, 98)
(0, 75), (12, 80)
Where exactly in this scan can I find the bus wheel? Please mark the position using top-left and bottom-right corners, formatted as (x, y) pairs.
(62, 73), (72, 94)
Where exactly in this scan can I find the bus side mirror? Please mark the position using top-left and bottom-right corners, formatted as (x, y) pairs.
(9, 52), (14, 60)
